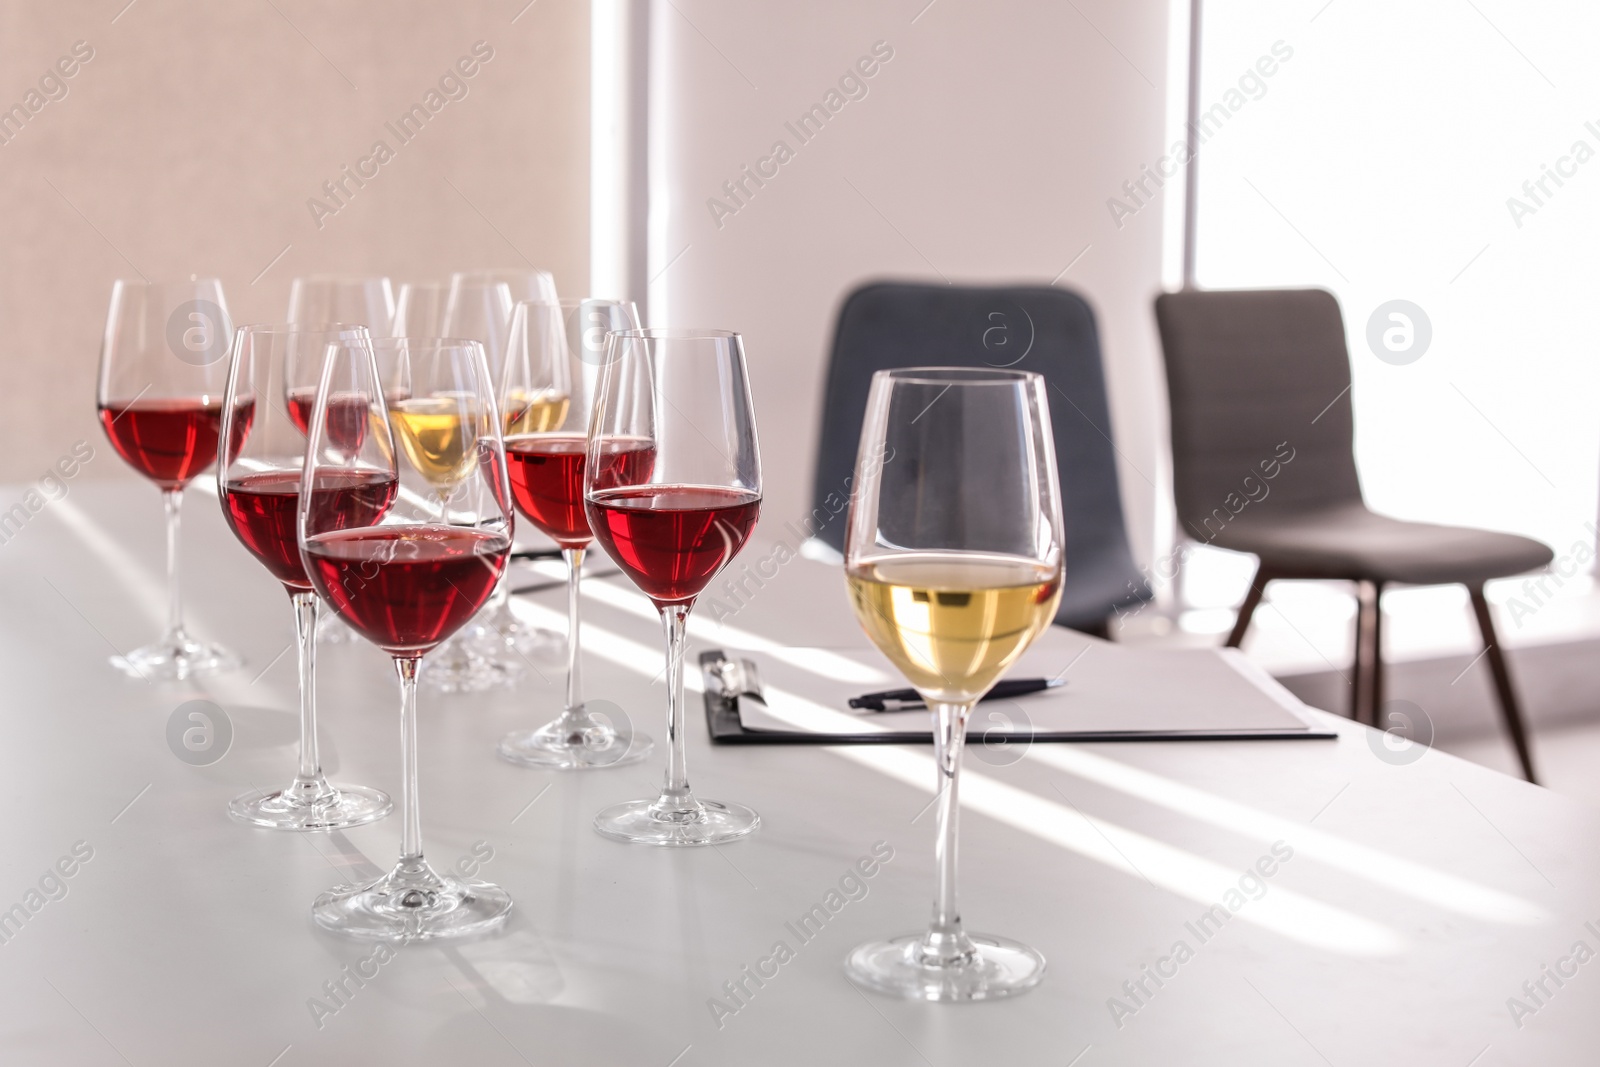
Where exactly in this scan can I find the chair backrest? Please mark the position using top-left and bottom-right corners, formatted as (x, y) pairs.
(813, 280), (1148, 629)
(1153, 288), (1363, 542)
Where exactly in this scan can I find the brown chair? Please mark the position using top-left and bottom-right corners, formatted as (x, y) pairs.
(1154, 288), (1552, 782)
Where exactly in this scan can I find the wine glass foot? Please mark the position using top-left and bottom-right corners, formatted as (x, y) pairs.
(228, 784), (392, 831)
(593, 796), (759, 846)
(312, 861), (512, 942)
(420, 638), (524, 693)
(112, 636), (240, 681)
(845, 933), (1045, 1001)
(316, 613), (355, 645)
(497, 716), (653, 770)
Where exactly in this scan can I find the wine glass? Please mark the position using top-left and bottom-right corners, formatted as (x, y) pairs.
(842, 368), (1064, 1001)
(497, 299), (654, 769)
(288, 275), (395, 333)
(289, 274), (395, 647)
(441, 277), (515, 379)
(218, 324), (394, 830)
(450, 268), (558, 314)
(586, 329), (762, 845)
(436, 276), (560, 684)
(391, 282), (449, 339)
(299, 334), (514, 940)
(96, 278), (241, 680)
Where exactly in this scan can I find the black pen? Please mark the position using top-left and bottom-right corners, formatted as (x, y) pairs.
(849, 678), (1064, 712)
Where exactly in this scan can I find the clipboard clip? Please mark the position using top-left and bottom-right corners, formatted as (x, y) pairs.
(702, 650), (766, 707)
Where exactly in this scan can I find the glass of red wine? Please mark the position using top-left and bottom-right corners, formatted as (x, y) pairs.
(497, 299), (654, 770)
(96, 278), (242, 680)
(586, 329), (763, 846)
(300, 334), (515, 940)
(218, 325), (395, 830)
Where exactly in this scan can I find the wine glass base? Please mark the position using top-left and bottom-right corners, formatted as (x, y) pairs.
(312, 863), (512, 942)
(593, 797), (759, 847)
(112, 637), (240, 682)
(228, 784), (392, 831)
(420, 643), (524, 693)
(497, 721), (653, 770)
(845, 933), (1046, 1001)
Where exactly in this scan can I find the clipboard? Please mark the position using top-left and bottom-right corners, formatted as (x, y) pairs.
(699, 649), (1338, 745)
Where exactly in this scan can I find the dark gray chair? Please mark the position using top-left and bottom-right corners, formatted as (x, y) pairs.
(812, 280), (1149, 634)
(1154, 287), (1552, 781)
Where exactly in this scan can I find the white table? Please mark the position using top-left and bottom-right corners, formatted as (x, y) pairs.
(0, 479), (1594, 1065)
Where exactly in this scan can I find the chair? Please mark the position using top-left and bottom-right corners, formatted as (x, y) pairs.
(1154, 287), (1552, 781)
(811, 280), (1149, 634)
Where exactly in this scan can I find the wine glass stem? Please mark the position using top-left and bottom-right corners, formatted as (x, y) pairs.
(162, 488), (185, 642)
(660, 603), (692, 803)
(292, 591), (324, 784)
(563, 546), (585, 712)
(929, 701), (974, 948)
(395, 656), (425, 866)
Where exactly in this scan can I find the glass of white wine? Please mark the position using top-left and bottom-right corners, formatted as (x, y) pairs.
(843, 367), (1064, 1001)
(374, 338), (488, 516)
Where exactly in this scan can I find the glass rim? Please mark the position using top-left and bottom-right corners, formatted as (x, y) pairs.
(235, 322), (372, 336)
(611, 327), (739, 341)
(875, 367), (1040, 386)
(290, 274), (393, 285)
(370, 336), (486, 351)
(111, 277), (224, 288)
(450, 268), (554, 281)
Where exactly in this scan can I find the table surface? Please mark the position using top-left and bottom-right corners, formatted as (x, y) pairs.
(0, 477), (1596, 1066)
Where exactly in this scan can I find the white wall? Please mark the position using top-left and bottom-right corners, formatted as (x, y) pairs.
(0, 0), (588, 484)
(649, 0), (1175, 565)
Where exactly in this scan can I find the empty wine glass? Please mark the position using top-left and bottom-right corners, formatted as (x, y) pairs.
(391, 282), (449, 339)
(96, 278), (241, 680)
(288, 276), (395, 333)
(288, 275), (394, 646)
(587, 329), (762, 845)
(434, 276), (560, 686)
(300, 334), (514, 940)
(219, 324), (393, 830)
(451, 268), (558, 317)
(497, 299), (653, 769)
(842, 368), (1063, 1001)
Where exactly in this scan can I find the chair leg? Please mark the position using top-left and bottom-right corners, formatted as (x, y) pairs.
(1467, 586), (1539, 784)
(1351, 580), (1383, 725)
(1226, 567), (1271, 649)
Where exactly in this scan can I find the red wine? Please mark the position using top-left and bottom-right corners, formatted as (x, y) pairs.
(222, 469), (397, 590)
(98, 397), (254, 491)
(587, 485), (760, 606)
(286, 387), (373, 454)
(505, 433), (655, 548)
(303, 525), (510, 655)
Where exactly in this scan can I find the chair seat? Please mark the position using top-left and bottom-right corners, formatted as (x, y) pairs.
(1211, 503), (1554, 586)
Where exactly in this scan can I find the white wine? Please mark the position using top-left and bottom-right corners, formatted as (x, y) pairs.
(389, 395), (479, 492)
(504, 389), (570, 435)
(847, 552), (1062, 705)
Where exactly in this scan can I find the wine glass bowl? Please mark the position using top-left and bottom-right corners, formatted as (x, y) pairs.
(95, 278), (242, 680)
(841, 367), (1064, 1001)
(585, 328), (763, 845)
(497, 299), (654, 770)
(299, 335), (515, 940)
(288, 275), (395, 333)
(427, 277), (551, 688)
(218, 324), (394, 831)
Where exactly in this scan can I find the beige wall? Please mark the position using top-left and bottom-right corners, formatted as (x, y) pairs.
(651, 0), (1174, 565)
(0, 0), (588, 483)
